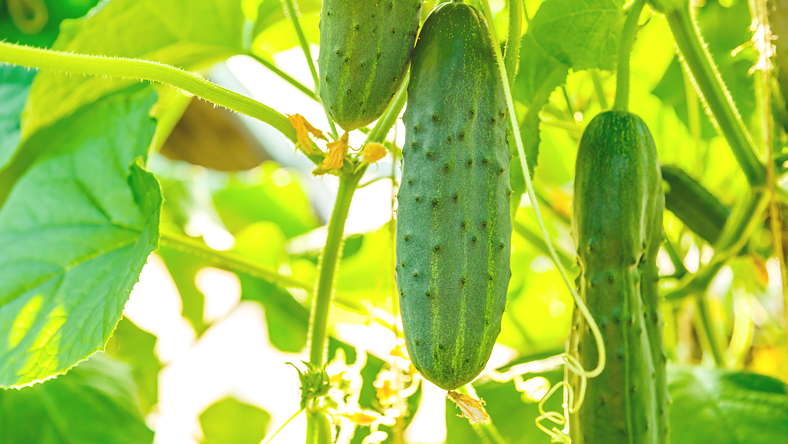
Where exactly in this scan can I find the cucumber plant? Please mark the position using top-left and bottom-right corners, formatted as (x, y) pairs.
(0, 0), (785, 444)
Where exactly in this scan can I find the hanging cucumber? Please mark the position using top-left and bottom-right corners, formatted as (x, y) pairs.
(569, 110), (661, 444)
(396, 1), (511, 391)
(318, 0), (422, 131)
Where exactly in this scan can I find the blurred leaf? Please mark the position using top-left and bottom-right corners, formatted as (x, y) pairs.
(23, 0), (245, 139)
(0, 0), (101, 48)
(0, 352), (154, 444)
(213, 163), (320, 239)
(252, 0), (321, 55)
(445, 370), (564, 444)
(160, 99), (268, 171)
(669, 366), (788, 444)
(335, 226), (396, 304)
(158, 247), (210, 336)
(200, 397), (270, 444)
(105, 318), (162, 414)
(0, 63), (36, 169)
(0, 88), (160, 387)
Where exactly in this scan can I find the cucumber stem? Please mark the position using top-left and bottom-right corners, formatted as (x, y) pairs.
(0, 41), (296, 142)
(282, 0), (339, 139)
(503, 0), (523, 90)
(663, 4), (765, 186)
(693, 294), (726, 367)
(251, 54), (318, 101)
(613, 0), (646, 112)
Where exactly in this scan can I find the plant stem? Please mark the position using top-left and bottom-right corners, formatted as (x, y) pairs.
(693, 294), (726, 367)
(251, 54), (317, 101)
(0, 41), (297, 142)
(307, 169), (366, 366)
(367, 78), (408, 144)
(158, 231), (312, 290)
(613, 0), (646, 111)
(750, 0), (788, 351)
(282, 0), (339, 139)
(663, 4), (766, 186)
(503, 0), (523, 90)
(590, 69), (609, 110)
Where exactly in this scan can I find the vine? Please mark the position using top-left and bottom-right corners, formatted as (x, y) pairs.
(479, 1), (606, 442)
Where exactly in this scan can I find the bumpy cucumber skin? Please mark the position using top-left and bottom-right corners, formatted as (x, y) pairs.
(642, 171), (669, 444)
(661, 164), (729, 245)
(569, 111), (662, 444)
(396, 2), (511, 391)
(318, 0), (421, 131)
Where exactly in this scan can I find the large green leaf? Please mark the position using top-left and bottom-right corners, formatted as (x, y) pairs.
(669, 366), (788, 444)
(22, 0), (245, 140)
(199, 397), (270, 444)
(0, 63), (35, 169)
(105, 317), (162, 415)
(0, 352), (154, 444)
(0, 87), (161, 388)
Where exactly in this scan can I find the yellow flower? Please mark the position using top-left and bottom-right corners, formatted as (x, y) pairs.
(362, 143), (387, 164)
(323, 131), (350, 170)
(447, 390), (490, 424)
(341, 410), (379, 426)
(288, 114), (326, 155)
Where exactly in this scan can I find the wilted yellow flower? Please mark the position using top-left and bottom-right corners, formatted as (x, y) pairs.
(447, 390), (490, 424)
(323, 131), (350, 170)
(288, 114), (326, 155)
(362, 143), (387, 164)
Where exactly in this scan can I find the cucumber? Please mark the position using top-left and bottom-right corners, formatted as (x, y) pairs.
(396, 1), (511, 391)
(318, 0), (422, 131)
(661, 164), (729, 245)
(569, 110), (662, 443)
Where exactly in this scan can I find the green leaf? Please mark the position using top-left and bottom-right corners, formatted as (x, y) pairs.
(158, 247), (210, 336)
(105, 318), (162, 415)
(251, 0), (321, 55)
(199, 397), (271, 444)
(669, 366), (788, 444)
(0, 352), (154, 444)
(22, 0), (246, 139)
(213, 164), (320, 239)
(0, 0), (101, 48)
(0, 63), (36, 169)
(0, 88), (161, 388)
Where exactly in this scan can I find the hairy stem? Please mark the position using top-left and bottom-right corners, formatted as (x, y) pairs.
(613, 0), (646, 111)
(504, 0), (523, 90)
(159, 231), (312, 290)
(282, 0), (339, 139)
(0, 41), (297, 142)
(663, 4), (765, 186)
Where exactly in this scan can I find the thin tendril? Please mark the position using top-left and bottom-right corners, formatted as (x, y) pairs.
(478, 1), (606, 441)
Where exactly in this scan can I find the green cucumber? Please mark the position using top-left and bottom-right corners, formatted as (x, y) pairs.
(661, 164), (729, 245)
(569, 110), (663, 443)
(396, 1), (511, 391)
(318, 0), (421, 131)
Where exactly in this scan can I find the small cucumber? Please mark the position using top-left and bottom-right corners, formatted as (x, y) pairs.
(661, 164), (729, 245)
(318, 0), (421, 131)
(396, 1), (511, 391)
(569, 110), (664, 443)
